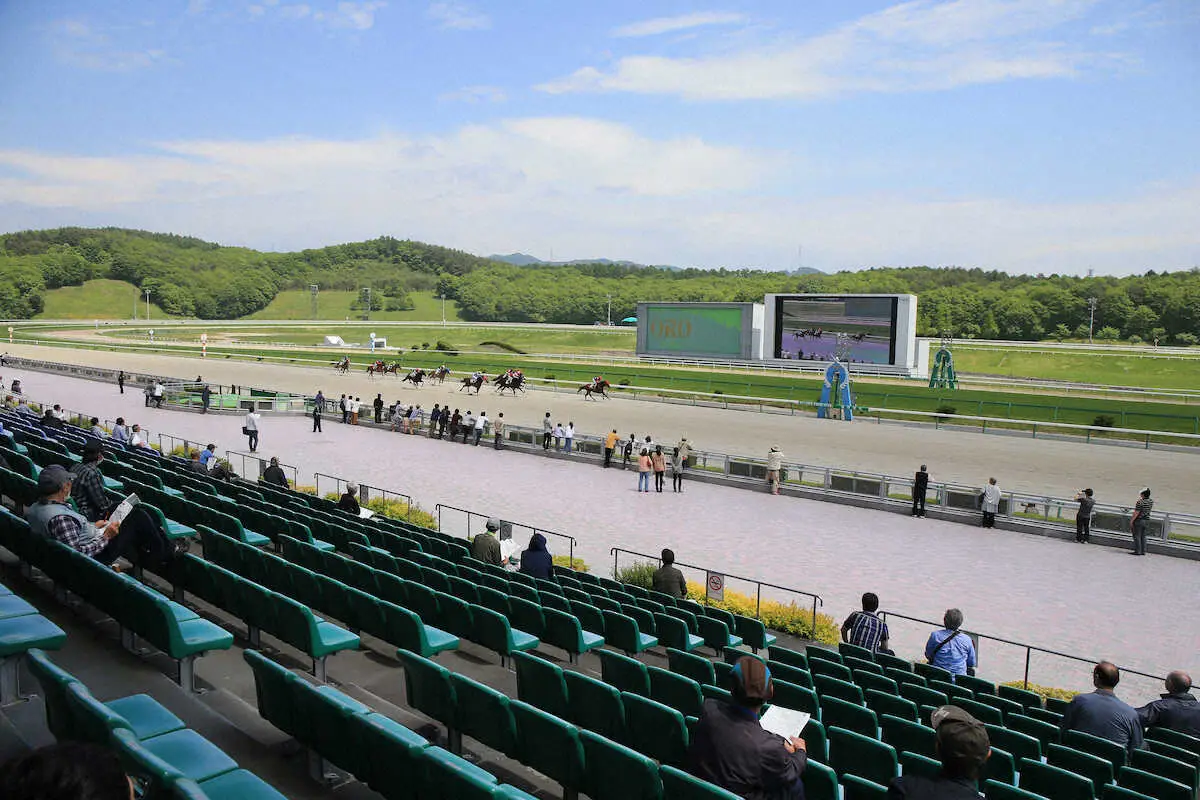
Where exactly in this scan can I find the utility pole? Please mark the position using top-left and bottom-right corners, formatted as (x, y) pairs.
(1087, 297), (1098, 343)
(309, 284), (319, 319)
(361, 287), (371, 321)
(144, 289), (151, 321)
(439, 294), (446, 328)
(133, 290), (138, 320)
(607, 293), (612, 326)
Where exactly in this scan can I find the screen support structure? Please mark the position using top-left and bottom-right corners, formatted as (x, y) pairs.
(818, 334), (854, 421)
(928, 332), (958, 390)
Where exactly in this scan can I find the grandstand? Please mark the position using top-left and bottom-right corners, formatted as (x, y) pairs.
(1, 388), (1198, 800)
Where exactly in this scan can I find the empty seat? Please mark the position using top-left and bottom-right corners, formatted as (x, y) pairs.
(511, 700), (585, 799)
(597, 648), (652, 696)
(829, 725), (898, 787)
(1062, 729), (1125, 772)
(767, 660), (813, 689)
(1046, 742), (1115, 794)
(622, 692), (689, 767)
(899, 683), (948, 709)
(541, 607), (604, 664)
(1116, 765), (1192, 800)
(397, 649), (460, 751)
(814, 674), (866, 706)
(841, 774), (889, 800)
(660, 764), (740, 800)
(603, 610), (657, 656)
(1006, 713), (1059, 752)
(986, 724), (1043, 764)
(822, 695), (878, 738)
(879, 713), (936, 759)
(449, 672), (519, 758)
(1018, 758), (1094, 800)
(773, 679), (821, 720)
(998, 684), (1043, 710)
(648, 665), (704, 718)
(1130, 748), (1199, 794)
(471, 605), (538, 668)
(951, 698), (1004, 726)
(564, 669), (626, 743)
(809, 658), (854, 682)
(854, 670), (899, 697)
(767, 645), (808, 669)
(899, 751), (942, 780)
(732, 615), (776, 653)
(581, 729), (663, 800)
(867, 689), (918, 722)
(668, 647), (716, 687)
(800, 758), (839, 800)
(983, 780), (1049, 799)
(655, 613), (705, 653)
(513, 651), (569, 719)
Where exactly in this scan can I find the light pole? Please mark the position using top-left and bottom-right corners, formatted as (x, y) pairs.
(144, 289), (151, 321)
(1087, 297), (1098, 343)
(439, 294), (446, 328)
(607, 293), (612, 327)
(361, 287), (371, 321)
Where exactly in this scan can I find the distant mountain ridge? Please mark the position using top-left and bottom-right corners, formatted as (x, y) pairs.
(488, 252), (823, 275)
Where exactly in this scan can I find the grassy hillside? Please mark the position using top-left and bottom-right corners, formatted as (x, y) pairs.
(247, 290), (465, 322)
(36, 279), (172, 320)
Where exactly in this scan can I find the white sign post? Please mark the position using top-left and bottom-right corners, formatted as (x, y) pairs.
(7, 326), (12, 343)
(706, 571), (725, 603)
(200, 332), (208, 358)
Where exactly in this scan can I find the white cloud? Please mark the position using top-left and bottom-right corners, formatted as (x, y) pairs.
(439, 85), (507, 104)
(250, 1), (385, 29)
(613, 11), (745, 38)
(427, 2), (490, 31)
(48, 18), (168, 72)
(0, 123), (1194, 275)
(540, 0), (1116, 99)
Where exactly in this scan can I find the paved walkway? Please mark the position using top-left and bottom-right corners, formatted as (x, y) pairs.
(13, 368), (1195, 704)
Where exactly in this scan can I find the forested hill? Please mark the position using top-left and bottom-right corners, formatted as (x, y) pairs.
(0, 227), (1198, 342)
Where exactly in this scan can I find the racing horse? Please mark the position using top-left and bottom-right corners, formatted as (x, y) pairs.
(578, 379), (611, 400)
(430, 366), (451, 384)
(332, 357), (351, 374)
(459, 374), (488, 394)
(402, 368), (427, 387)
(494, 374), (526, 395)
(365, 360), (389, 378)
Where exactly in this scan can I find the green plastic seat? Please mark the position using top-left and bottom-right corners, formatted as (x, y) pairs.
(810, 658), (854, 682)
(1006, 713), (1059, 752)
(767, 645), (808, 669)
(899, 751), (942, 780)
(0, 614), (67, 702)
(507, 596), (546, 638)
(956, 673), (998, 695)
(598, 648), (652, 696)
(805, 647), (843, 666)
(581, 729), (663, 800)
(655, 613), (705, 653)
(767, 660), (813, 689)
(814, 674), (866, 706)
(773, 679), (821, 719)
(983, 746), (1016, 786)
(829, 725), (898, 786)
(0, 593), (37, 620)
(109, 718), (238, 783)
(914, 663), (954, 683)
(289, 678), (372, 778)
(1046, 743), (1114, 793)
(660, 764), (739, 800)
(879, 713), (936, 758)
(471, 605), (539, 668)
(844, 655), (884, 674)
(542, 607), (603, 663)
(839, 642), (876, 661)
(733, 615), (777, 653)
(929, 678), (975, 703)
(1129, 750), (1198, 794)
(243, 650), (301, 736)
(1062, 729), (1126, 772)
(855, 670), (899, 696)
(841, 774), (889, 799)
(867, 689), (918, 722)
(170, 770), (289, 800)
(695, 615), (742, 653)
(875, 652), (913, 673)
(622, 691), (689, 767)
(1101, 787), (1157, 800)
(273, 594), (359, 679)
(952, 698), (1004, 726)
(987, 724), (1043, 763)
(983, 780), (1049, 799)
(422, 745), (499, 800)
(998, 684), (1043, 710)
(563, 669), (626, 742)
(823, 695), (878, 738)
(667, 647), (716, 687)
(1146, 740), (1200, 771)
(512, 651), (569, 719)
(570, 602), (607, 638)
(1147, 728), (1200, 756)
(1116, 766), (1192, 800)
(449, 673), (519, 758)
(801, 758), (839, 800)
(603, 611), (657, 656)
(889, 669), (927, 688)
(899, 683), (948, 709)
(649, 665), (704, 718)
(398, 649), (459, 746)
(357, 712), (432, 800)
(540, 591), (574, 615)
(383, 600), (459, 658)
(1018, 758), (1094, 800)
(1025, 707), (1065, 725)
(975, 693), (1025, 722)
(511, 699), (586, 798)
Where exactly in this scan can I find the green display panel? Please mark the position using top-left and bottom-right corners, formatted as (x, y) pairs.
(640, 304), (746, 358)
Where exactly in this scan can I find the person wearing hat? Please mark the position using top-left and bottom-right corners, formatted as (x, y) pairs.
(766, 446), (784, 495)
(888, 705), (991, 798)
(518, 533), (553, 580)
(470, 518), (504, 566)
(337, 483), (361, 515)
(70, 442), (111, 522)
(690, 656), (807, 799)
(262, 457), (289, 488)
(26, 465), (135, 565)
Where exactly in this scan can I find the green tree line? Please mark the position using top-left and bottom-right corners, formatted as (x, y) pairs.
(1, 227), (1198, 343)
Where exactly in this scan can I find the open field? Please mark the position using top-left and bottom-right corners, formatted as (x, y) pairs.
(247, 290), (466, 321)
(954, 345), (1200, 390)
(35, 279), (170, 320)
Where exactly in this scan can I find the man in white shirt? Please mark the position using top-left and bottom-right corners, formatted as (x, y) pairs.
(130, 425), (150, 449)
(564, 421), (575, 454)
(474, 411), (489, 445)
(152, 381), (165, 408)
(461, 410), (475, 444)
(244, 410), (260, 452)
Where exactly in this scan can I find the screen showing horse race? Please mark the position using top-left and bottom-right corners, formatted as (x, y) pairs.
(637, 303), (752, 359)
(773, 295), (898, 365)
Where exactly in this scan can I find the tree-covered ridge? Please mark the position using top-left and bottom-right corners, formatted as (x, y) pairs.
(0, 227), (1197, 343)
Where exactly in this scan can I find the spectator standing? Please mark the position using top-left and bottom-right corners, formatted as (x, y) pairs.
(651, 445), (666, 493)
(243, 409), (260, 453)
(887, 706), (991, 799)
(690, 656), (807, 799)
(429, 404), (441, 437)
(262, 457), (289, 487)
(623, 433), (636, 469)
(471, 518), (504, 565)
(603, 429), (619, 468)
(70, 442), (111, 522)
(448, 409), (461, 441)
(408, 404), (422, 434)
(493, 412), (506, 449)
(564, 421), (574, 454)
(767, 446), (784, 495)
(542, 412), (553, 450)
(553, 422), (565, 451)
(1074, 488), (1095, 543)
(199, 443), (217, 468)
(925, 608), (977, 679)
(339, 394), (348, 424)
(518, 533), (553, 579)
(841, 592), (891, 654)
(980, 477), (1001, 528)
(637, 448), (652, 493)
(351, 397), (361, 425)
(1137, 671), (1200, 738)
(152, 381), (164, 408)
(676, 438), (692, 464)
(1131, 487), (1152, 556)
(1060, 661), (1143, 755)
(312, 392), (323, 432)
(652, 549), (687, 598)
(670, 447), (685, 493)
(373, 393), (384, 424)
(200, 384), (211, 414)
(474, 411), (489, 446)
(118, 370), (126, 394)
(912, 464), (929, 517)
(462, 410), (475, 444)
(337, 483), (361, 515)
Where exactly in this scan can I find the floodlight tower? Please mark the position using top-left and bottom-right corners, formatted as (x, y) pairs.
(310, 284), (319, 319)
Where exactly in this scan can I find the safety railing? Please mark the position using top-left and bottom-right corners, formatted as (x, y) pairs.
(879, 610), (1166, 697)
(609, 547), (824, 635)
(313, 472), (415, 520)
(435, 503), (577, 568)
(223, 450), (300, 487)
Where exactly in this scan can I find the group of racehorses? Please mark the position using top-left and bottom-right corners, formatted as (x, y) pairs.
(329, 357), (612, 398)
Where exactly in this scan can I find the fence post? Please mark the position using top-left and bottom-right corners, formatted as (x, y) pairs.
(755, 584), (762, 619)
(612, 549), (619, 580)
(1023, 648), (1031, 689)
(811, 598), (818, 639)
(569, 539), (576, 570)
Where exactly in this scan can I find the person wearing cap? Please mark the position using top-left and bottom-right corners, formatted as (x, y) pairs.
(888, 706), (991, 798)
(262, 457), (289, 487)
(337, 483), (361, 515)
(924, 609), (976, 679)
(471, 519), (503, 566)
(70, 442), (110, 522)
(1137, 671), (1200, 738)
(767, 446), (784, 495)
(1130, 487), (1152, 556)
(26, 465), (136, 565)
(690, 656), (807, 799)
(1060, 661), (1143, 754)
(652, 549), (688, 600)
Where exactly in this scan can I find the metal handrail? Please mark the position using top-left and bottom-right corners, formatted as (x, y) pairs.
(313, 472), (415, 521)
(879, 610), (1166, 689)
(435, 502), (577, 568)
(610, 546), (824, 634)
(222, 450), (300, 487)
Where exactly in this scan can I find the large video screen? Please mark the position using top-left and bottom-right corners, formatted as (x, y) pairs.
(640, 303), (748, 359)
(774, 296), (898, 365)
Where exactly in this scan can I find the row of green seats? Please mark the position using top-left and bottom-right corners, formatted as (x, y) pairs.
(244, 649), (540, 800)
(196, 528), (457, 660)
(0, 575), (67, 703)
(0, 510), (230, 693)
(121, 477), (271, 549)
(27, 648), (287, 800)
(397, 648), (743, 800)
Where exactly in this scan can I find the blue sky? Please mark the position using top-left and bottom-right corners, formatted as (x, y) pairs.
(0, 0), (1197, 274)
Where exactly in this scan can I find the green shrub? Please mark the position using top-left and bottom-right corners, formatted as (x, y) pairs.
(1001, 680), (1078, 703)
(552, 554), (589, 572)
(616, 561), (658, 588)
(684, 586), (840, 645)
(479, 340), (528, 355)
(296, 485), (317, 495)
(1092, 414), (1116, 428)
(434, 340), (458, 355)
